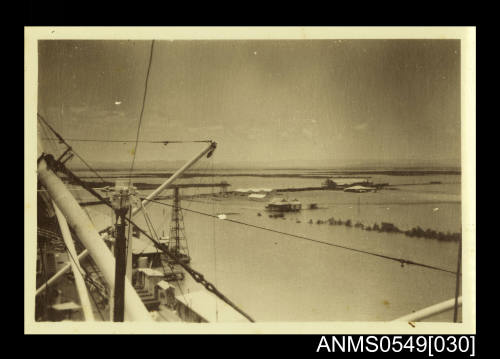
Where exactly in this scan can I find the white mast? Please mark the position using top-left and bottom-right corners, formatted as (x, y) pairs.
(36, 141), (217, 294)
(37, 129), (152, 321)
(53, 202), (95, 321)
(38, 160), (152, 321)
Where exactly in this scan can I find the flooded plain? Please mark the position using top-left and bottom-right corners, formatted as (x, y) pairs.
(76, 169), (462, 322)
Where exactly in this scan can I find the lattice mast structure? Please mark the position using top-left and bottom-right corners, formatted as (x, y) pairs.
(169, 187), (189, 258)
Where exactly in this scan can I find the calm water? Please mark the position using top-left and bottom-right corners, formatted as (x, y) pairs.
(77, 170), (462, 322)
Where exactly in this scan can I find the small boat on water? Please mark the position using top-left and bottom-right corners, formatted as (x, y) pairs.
(265, 197), (302, 212)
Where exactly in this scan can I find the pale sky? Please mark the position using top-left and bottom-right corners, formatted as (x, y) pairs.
(38, 40), (461, 169)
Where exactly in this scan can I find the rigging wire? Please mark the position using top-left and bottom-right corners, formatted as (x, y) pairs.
(153, 206), (169, 238)
(38, 221), (107, 320)
(140, 197), (460, 276)
(210, 155), (219, 322)
(41, 138), (212, 144)
(40, 152), (460, 323)
(125, 206), (132, 279)
(39, 154), (248, 322)
(136, 146), (194, 310)
(143, 206), (160, 240)
(38, 205), (109, 309)
(129, 219), (255, 322)
(84, 255), (110, 298)
(40, 153), (459, 322)
(128, 39), (155, 188)
(57, 222), (109, 318)
(63, 242), (106, 320)
(125, 40), (155, 252)
(154, 243), (190, 310)
(140, 204), (190, 309)
(59, 229), (109, 300)
(41, 155), (255, 321)
(39, 237), (50, 319)
(39, 120), (60, 159)
(37, 113), (107, 183)
(36, 69), (246, 320)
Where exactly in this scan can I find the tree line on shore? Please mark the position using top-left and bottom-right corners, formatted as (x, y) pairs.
(293, 216), (460, 242)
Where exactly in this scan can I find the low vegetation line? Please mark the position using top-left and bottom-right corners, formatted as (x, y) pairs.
(268, 215), (461, 242)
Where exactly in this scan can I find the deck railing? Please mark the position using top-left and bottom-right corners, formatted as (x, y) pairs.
(392, 296), (462, 322)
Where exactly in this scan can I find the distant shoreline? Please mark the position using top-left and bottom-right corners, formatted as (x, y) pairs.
(72, 169), (461, 180)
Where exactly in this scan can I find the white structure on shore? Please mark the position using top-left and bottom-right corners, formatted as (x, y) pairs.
(235, 188), (275, 197)
(344, 185), (376, 193)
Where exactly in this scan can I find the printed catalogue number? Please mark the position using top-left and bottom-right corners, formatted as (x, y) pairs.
(316, 335), (475, 356)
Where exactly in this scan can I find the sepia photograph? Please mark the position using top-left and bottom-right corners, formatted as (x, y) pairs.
(25, 27), (475, 333)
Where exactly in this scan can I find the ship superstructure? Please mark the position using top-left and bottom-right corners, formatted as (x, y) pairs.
(35, 112), (256, 322)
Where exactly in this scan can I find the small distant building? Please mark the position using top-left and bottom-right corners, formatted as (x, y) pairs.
(250, 188), (274, 194)
(344, 185), (376, 193)
(235, 188), (275, 196)
(265, 198), (302, 211)
(289, 199), (302, 210)
(234, 188), (251, 195)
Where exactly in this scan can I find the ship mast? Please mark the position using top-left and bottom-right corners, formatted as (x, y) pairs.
(37, 131), (152, 321)
(37, 117), (218, 320)
(106, 182), (137, 322)
(36, 138), (217, 298)
(169, 187), (189, 260)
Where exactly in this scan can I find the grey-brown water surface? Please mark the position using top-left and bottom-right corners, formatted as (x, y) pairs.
(78, 171), (462, 322)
